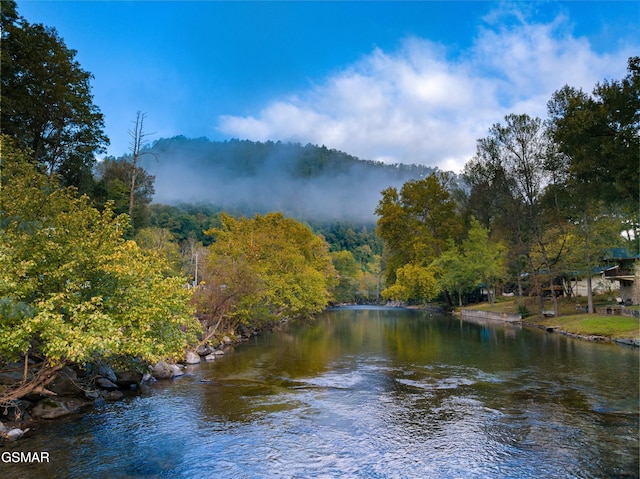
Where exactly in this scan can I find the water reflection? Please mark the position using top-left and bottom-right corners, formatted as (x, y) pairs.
(2, 307), (638, 479)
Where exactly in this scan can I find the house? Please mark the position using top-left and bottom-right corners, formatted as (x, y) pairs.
(603, 248), (640, 305)
(568, 266), (619, 297)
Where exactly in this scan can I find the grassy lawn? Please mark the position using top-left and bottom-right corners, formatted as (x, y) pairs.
(461, 297), (640, 339)
(531, 314), (640, 338)
(462, 300), (521, 314)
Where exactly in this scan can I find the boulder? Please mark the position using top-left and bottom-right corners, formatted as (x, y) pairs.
(31, 398), (71, 419)
(48, 366), (84, 396)
(204, 354), (217, 361)
(6, 428), (25, 441)
(105, 390), (124, 401)
(31, 398), (91, 419)
(95, 377), (119, 391)
(222, 336), (233, 345)
(151, 361), (184, 379)
(84, 389), (100, 400)
(115, 370), (143, 388)
(196, 344), (214, 356)
(185, 351), (201, 364)
(213, 350), (225, 356)
(151, 361), (173, 380)
(97, 365), (118, 384)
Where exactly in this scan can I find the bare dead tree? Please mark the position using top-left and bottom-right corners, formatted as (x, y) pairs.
(128, 112), (157, 230)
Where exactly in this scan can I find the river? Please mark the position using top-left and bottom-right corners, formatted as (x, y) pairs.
(1, 306), (638, 478)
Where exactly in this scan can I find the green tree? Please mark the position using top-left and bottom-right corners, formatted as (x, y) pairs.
(330, 250), (360, 303)
(547, 58), (640, 310)
(431, 219), (506, 306)
(469, 114), (561, 314)
(548, 57), (639, 213)
(1, 4), (108, 192)
(193, 253), (263, 343)
(431, 241), (472, 306)
(196, 213), (337, 335)
(375, 172), (463, 306)
(148, 203), (221, 245)
(381, 263), (437, 304)
(461, 218), (506, 306)
(94, 156), (155, 231)
(354, 254), (383, 303)
(0, 137), (197, 404)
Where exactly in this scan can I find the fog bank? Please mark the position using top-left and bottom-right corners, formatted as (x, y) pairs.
(141, 137), (438, 222)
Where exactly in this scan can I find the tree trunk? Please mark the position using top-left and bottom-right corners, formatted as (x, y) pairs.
(443, 289), (453, 309)
(586, 276), (594, 314)
(127, 111), (155, 232)
(128, 159), (137, 222)
(583, 211), (594, 314)
(517, 270), (523, 297)
(128, 112), (144, 227)
(548, 276), (559, 315)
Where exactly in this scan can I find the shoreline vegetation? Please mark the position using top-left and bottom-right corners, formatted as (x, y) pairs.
(456, 297), (640, 346)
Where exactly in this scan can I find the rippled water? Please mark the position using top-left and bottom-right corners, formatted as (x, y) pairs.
(2, 307), (639, 478)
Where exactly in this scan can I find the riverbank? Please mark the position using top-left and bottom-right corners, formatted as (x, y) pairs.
(460, 298), (640, 346)
(0, 335), (243, 442)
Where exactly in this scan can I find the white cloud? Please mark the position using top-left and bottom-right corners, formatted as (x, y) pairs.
(217, 10), (635, 173)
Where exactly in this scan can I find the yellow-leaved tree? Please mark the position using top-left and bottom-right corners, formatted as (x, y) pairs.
(0, 137), (198, 404)
(194, 212), (337, 340)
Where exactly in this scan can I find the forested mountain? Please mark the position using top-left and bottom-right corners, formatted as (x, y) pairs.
(139, 137), (439, 222)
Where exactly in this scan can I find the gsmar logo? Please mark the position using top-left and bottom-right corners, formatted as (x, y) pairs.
(1, 451), (50, 463)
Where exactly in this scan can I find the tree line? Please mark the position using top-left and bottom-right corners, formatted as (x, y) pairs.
(1, 0), (637, 406)
(377, 58), (639, 315)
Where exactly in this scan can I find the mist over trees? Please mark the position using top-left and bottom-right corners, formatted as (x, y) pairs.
(139, 137), (438, 223)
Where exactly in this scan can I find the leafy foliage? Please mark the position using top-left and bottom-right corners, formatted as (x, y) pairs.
(94, 157), (156, 232)
(149, 203), (222, 245)
(378, 56), (637, 310)
(457, 218), (506, 305)
(375, 172), (463, 285)
(548, 57), (640, 212)
(381, 263), (437, 304)
(134, 227), (183, 275)
(194, 213), (337, 335)
(1, 5), (108, 192)
(0, 137), (198, 373)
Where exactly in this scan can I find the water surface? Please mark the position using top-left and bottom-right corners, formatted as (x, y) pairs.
(2, 307), (638, 478)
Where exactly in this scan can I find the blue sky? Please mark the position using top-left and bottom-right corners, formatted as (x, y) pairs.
(18, 1), (639, 172)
